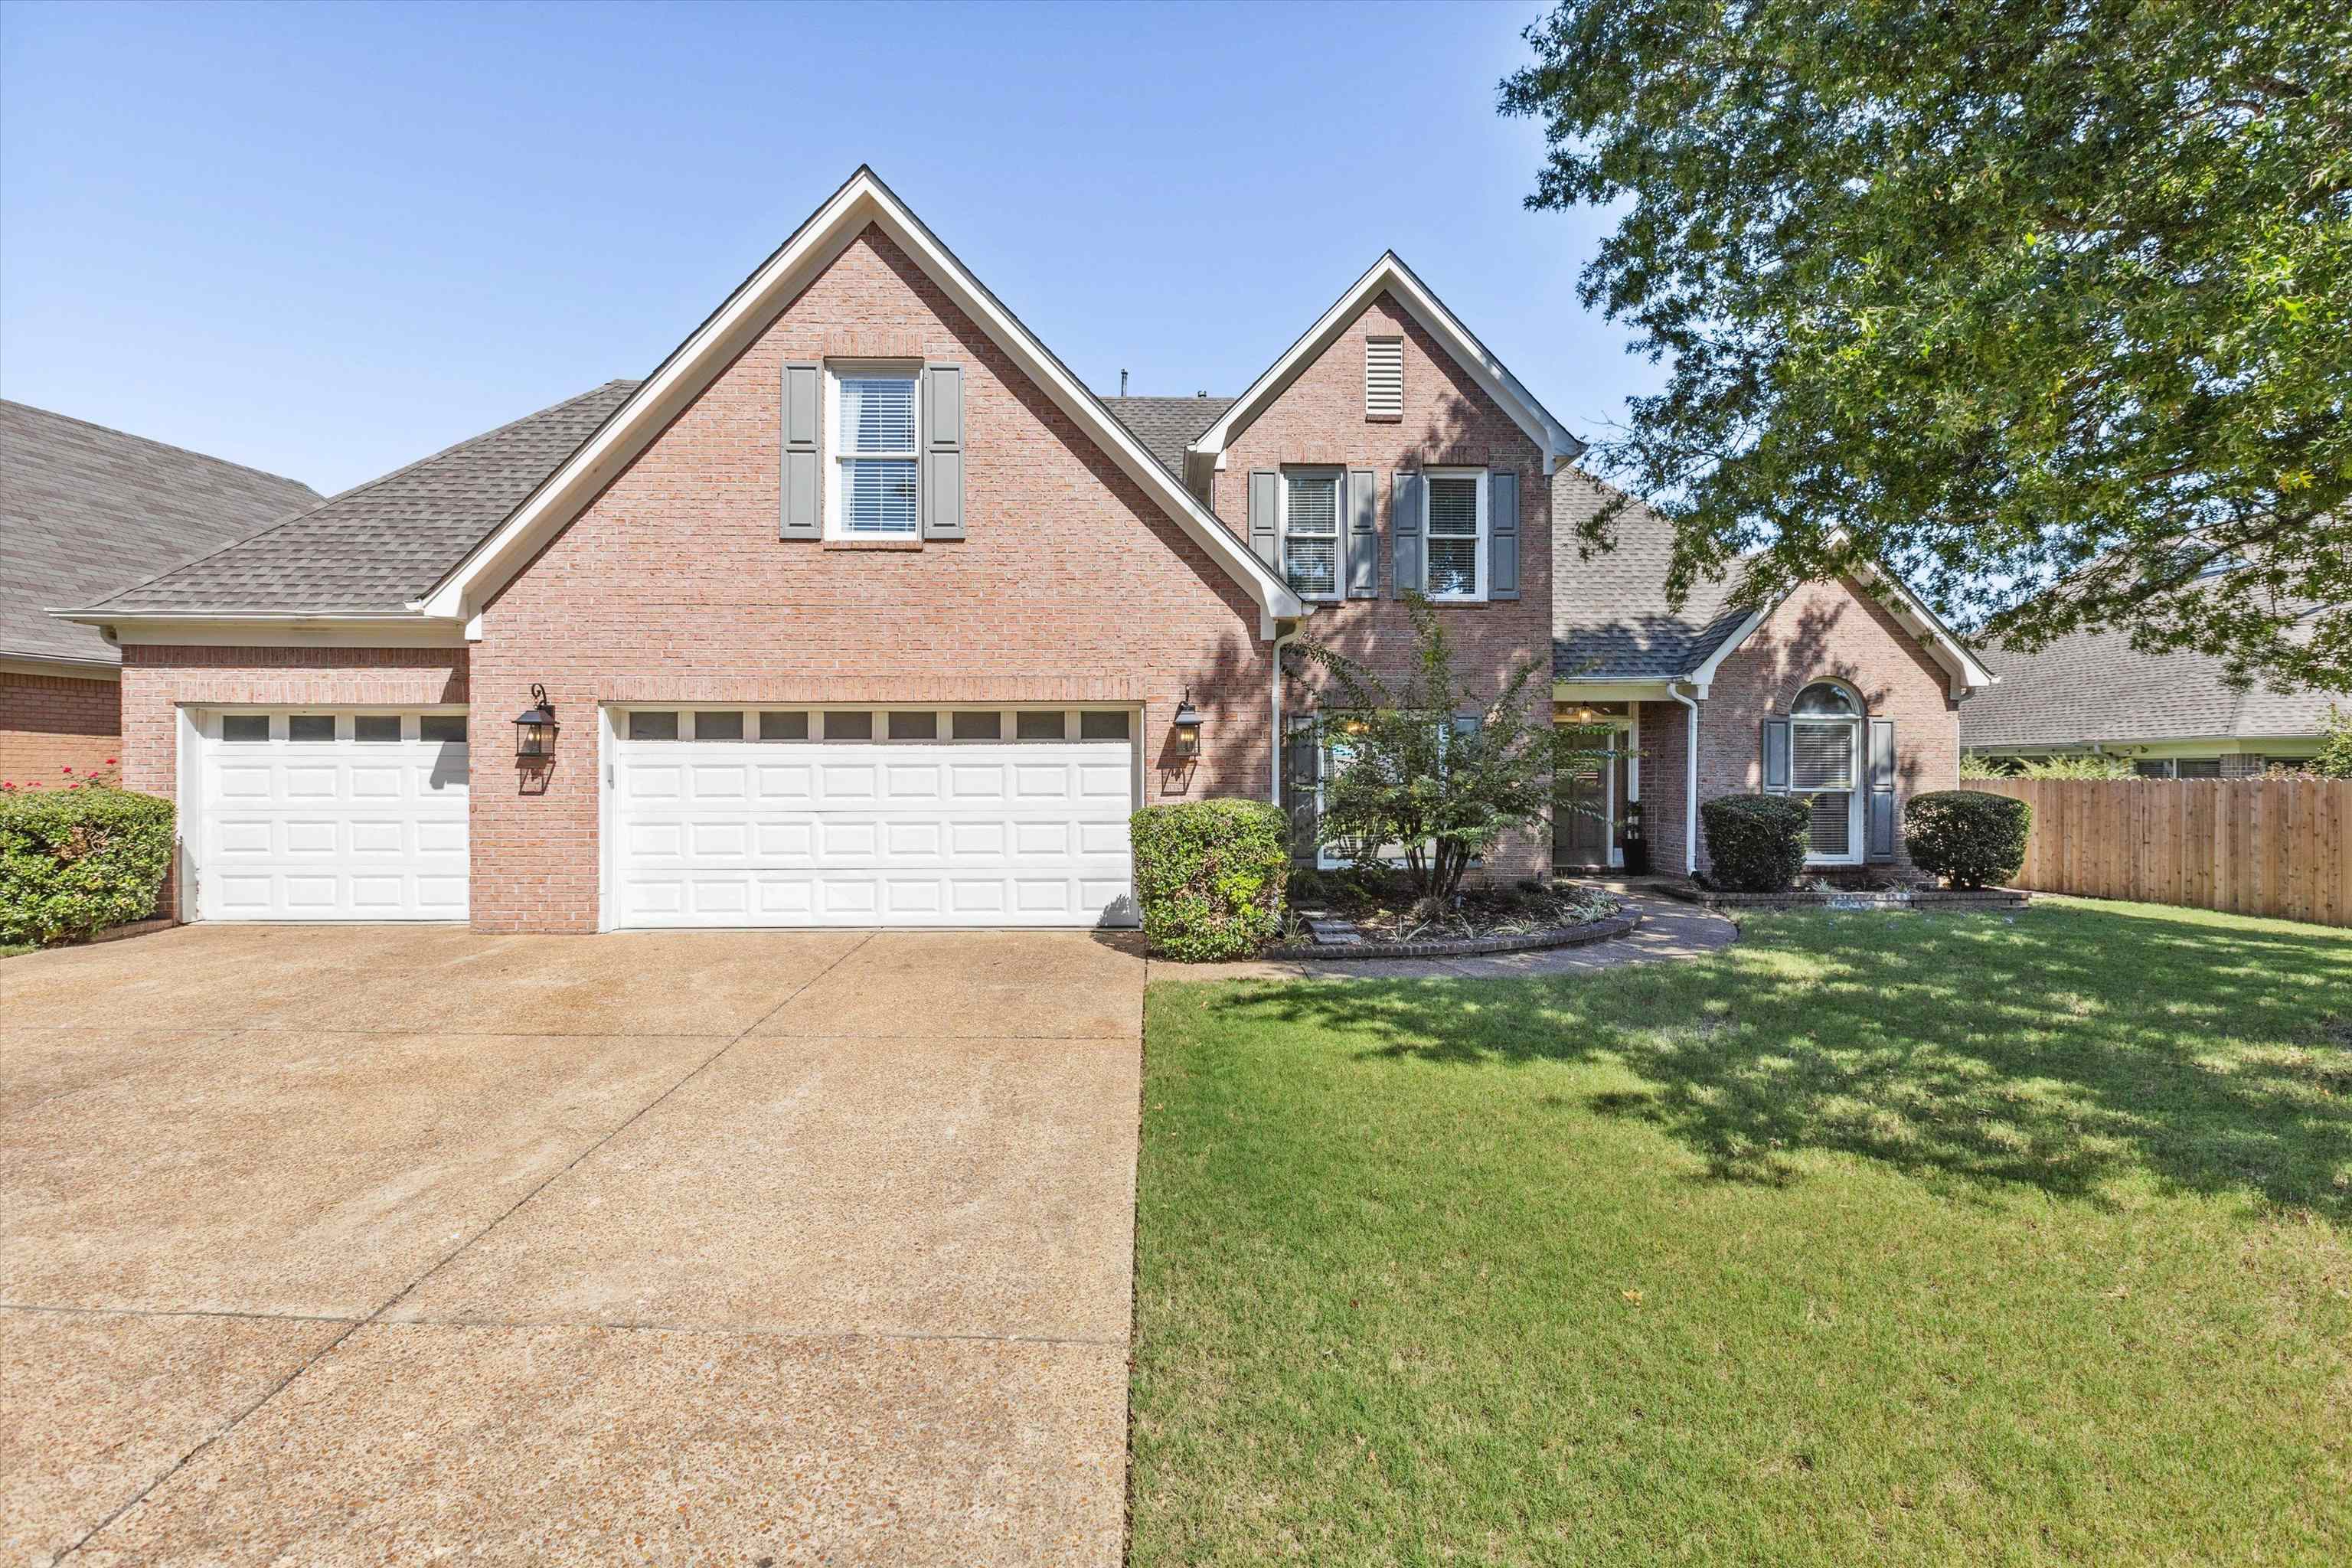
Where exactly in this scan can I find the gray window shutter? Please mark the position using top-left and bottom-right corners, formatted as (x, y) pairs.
(1285, 716), (1321, 864)
(922, 363), (965, 540)
(1346, 469), (1378, 598)
(1762, 716), (1791, 792)
(1489, 469), (1521, 600)
(780, 362), (820, 539)
(1390, 471), (1424, 596)
(1867, 717), (1897, 861)
(1249, 469), (1279, 567)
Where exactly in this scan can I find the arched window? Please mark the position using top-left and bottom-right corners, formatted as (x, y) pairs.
(1788, 681), (1864, 860)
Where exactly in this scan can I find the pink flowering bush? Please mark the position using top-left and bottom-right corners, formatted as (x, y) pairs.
(1, 780), (174, 945)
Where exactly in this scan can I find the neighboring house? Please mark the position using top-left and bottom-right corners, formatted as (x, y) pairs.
(0, 400), (318, 785)
(1960, 618), (2341, 776)
(47, 167), (1977, 933)
(1550, 469), (1995, 879)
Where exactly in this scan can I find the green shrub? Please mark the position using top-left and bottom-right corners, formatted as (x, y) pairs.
(1906, 789), (2031, 889)
(1699, 794), (1811, 892)
(0, 783), (175, 946)
(1131, 799), (1289, 960)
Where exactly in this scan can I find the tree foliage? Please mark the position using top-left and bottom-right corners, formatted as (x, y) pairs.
(2314, 704), (2352, 777)
(1300, 595), (1596, 907)
(1502, 1), (2352, 688)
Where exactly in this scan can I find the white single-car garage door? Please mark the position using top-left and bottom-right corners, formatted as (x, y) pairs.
(606, 705), (1138, 929)
(190, 708), (469, 921)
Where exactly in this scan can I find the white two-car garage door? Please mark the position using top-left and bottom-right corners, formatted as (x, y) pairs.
(606, 705), (1138, 928)
(190, 709), (469, 921)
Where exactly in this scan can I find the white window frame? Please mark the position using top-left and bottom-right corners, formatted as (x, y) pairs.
(1277, 466), (1345, 604)
(1423, 466), (1488, 603)
(1788, 681), (1866, 866)
(823, 359), (921, 540)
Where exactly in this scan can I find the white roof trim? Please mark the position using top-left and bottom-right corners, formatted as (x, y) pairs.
(1187, 251), (1583, 479)
(416, 168), (1302, 626)
(47, 612), (465, 650)
(1694, 566), (1998, 699)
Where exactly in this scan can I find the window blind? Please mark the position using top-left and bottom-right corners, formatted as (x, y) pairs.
(1365, 338), (1403, 419)
(1807, 792), (1851, 854)
(1790, 721), (1855, 790)
(839, 377), (916, 452)
(1285, 472), (1340, 597)
(1426, 475), (1479, 596)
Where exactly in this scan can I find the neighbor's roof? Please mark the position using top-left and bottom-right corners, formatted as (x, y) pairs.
(74, 381), (636, 617)
(1550, 466), (1754, 680)
(1, 400), (320, 664)
(1104, 395), (1233, 477)
(1960, 618), (2341, 749)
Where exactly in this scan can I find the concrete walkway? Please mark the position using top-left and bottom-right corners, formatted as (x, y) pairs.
(2, 925), (1141, 1567)
(1155, 889), (1736, 982)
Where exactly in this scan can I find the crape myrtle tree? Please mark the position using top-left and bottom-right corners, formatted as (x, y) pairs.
(1501, 2), (2352, 690)
(1299, 594), (1610, 911)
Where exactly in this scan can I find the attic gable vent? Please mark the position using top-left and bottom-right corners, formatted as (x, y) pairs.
(1364, 337), (1403, 421)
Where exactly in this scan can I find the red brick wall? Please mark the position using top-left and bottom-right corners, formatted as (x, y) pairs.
(1213, 292), (1553, 878)
(468, 224), (1273, 931)
(0, 671), (120, 786)
(1634, 578), (1959, 876)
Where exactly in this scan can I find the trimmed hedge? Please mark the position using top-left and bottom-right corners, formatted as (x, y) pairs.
(1, 784), (175, 946)
(1131, 799), (1288, 961)
(1700, 793), (1811, 893)
(1905, 789), (2031, 890)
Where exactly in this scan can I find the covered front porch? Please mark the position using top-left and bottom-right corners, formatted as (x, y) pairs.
(1553, 698), (1638, 873)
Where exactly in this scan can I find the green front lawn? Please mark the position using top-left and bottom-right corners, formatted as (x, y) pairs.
(1132, 899), (2352, 1566)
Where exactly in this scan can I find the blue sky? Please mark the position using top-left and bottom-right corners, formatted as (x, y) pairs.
(0, 0), (1651, 495)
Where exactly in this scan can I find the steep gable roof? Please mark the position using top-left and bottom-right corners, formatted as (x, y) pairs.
(422, 168), (1302, 626)
(70, 382), (635, 618)
(1185, 252), (1583, 493)
(2, 400), (318, 664)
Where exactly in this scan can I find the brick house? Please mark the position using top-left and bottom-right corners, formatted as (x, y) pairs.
(2, 401), (316, 789)
(49, 168), (1988, 931)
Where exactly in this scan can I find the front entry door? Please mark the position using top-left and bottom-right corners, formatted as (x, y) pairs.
(1555, 759), (1609, 867)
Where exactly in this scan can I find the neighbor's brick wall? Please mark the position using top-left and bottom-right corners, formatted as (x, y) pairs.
(0, 671), (120, 786)
(469, 224), (1272, 931)
(118, 647), (469, 917)
(1212, 291), (1553, 880)
(1635, 578), (1958, 877)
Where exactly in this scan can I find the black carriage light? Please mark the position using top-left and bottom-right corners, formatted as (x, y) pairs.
(1171, 692), (1205, 760)
(513, 684), (558, 759)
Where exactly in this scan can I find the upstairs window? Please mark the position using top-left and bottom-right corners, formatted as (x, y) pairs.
(828, 365), (919, 537)
(1364, 337), (1403, 420)
(1282, 469), (1342, 601)
(1425, 471), (1485, 600)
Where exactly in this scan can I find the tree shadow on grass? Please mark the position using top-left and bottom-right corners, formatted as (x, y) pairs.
(1207, 903), (2352, 1220)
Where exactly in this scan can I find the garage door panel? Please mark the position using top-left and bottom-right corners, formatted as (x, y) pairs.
(610, 729), (1136, 928)
(197, 714), (467, 922)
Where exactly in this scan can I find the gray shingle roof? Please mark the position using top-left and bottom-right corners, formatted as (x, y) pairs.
(77, 381), (638, 616)
(1550, 465), (1754, 679)
(1960, 618), (2341, 749)
(1, 400), (320, 664)
(1104, 395), (1233, 476)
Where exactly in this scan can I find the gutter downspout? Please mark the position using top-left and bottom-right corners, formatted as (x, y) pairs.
(1668, 678), (1701, 875)
(1269, 619), (1302, 806)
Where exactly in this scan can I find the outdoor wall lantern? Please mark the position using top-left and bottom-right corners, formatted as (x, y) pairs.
(512, 685), (558, 759)
(1171, 692), (1205, 760)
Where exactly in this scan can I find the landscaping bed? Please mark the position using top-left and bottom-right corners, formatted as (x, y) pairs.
(1658, 880), (2030, 913)
(1281, 871), (1624, 952)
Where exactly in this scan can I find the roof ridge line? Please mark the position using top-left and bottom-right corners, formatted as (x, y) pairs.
(70, 380), (639, 615)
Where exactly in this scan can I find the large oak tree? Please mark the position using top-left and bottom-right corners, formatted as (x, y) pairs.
(1503, 1), (2351, 688)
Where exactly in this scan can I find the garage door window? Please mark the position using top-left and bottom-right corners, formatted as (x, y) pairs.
(1016, 710), (1066, 740)
(221, 714), (270, 743)
(694, 710), (743, 740)
(887, 711), (938, 740)
(823, 711), (874, 740)
(760, 710), (808, 740)
(289, 714), (336, 743)
(952, 710), (1001, 740)
(420, 715), (467, 745)
(354, 715), (402, 743)
(629, 711), (680, 741)
(1078, 710), (1130, 741)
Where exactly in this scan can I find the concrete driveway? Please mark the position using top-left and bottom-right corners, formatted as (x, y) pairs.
(1, 923), (1143, 1566)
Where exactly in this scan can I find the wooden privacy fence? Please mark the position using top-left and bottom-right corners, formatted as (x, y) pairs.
(1976, 777), (2351, 928)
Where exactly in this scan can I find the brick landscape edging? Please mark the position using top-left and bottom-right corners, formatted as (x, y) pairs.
(1258, 907), (1643, 962)
(1655, 884), (2031, 914)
